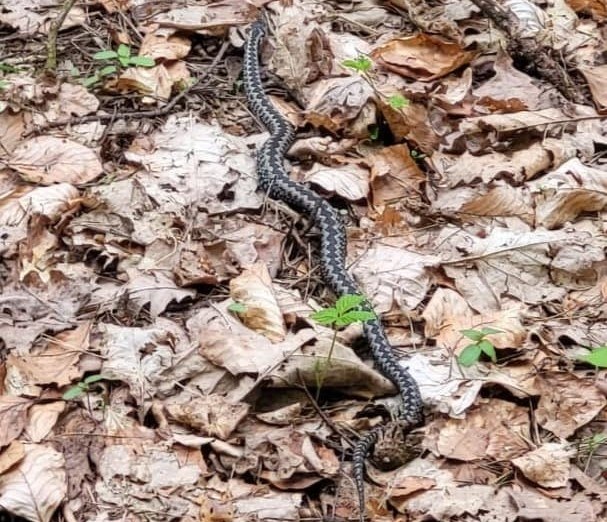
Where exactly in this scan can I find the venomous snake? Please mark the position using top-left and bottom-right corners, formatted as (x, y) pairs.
(243, 19), (424, 521)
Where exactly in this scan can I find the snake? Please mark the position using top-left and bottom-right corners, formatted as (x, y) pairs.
(243, 18), (424, 521)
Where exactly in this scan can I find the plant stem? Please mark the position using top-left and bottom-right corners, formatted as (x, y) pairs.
(315, 328), (338, 401)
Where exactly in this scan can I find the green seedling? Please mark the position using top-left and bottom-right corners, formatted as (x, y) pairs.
(579, 345), (607, 368)
(228, 302), (247, 314)
(310, 294), (375, 394)
(342, 55), (373, 74)
(388, 93), (409, 109)
(457, 327), (502, 367)
(576, 432), (607, 472)
(83, 44), (155, 88)
(63, 374), (107, 400)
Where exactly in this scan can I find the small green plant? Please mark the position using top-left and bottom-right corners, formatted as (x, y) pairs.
(576, 432), (607, 471)
(83, 44), (155, 87)
(228, 301), (247, 314)
(310, 294), (375, 394)
(342, 55), (373, 74)
(388, 94), (409, 109)
(579, 345), (607, 368)
(62, 374), (107, 400)
(457, 327), (502, 367)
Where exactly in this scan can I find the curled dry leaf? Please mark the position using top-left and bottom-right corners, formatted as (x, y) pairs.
(149, 1), (256, 36)
(535, 372), (607, 438)
(0, 443), (67, 522)
(512, 443), (573, 489)
(229, 261), (286, 343)
(0, 440), (25, 475)
(120, 269), (195, 318)
(371, 34), (475, 81)
(8, 322), (90, 387)
(0, 396), (32, 447)
(107, 64), (173, 103)
(303, 162), (369, 201)
(139, 28), (192, 60)
(8, 136), (102, 185)
(579, 64), (607, 111)
(166, 394), (250, 439)
(529, 158), (607, 229)
(367, 143), (426, 207)
(304, 76), (374, 134)
(351, 243), (438, 313)
(425, 399), (530, 461)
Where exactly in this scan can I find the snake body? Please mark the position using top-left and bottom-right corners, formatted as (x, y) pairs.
(243, 19), (423, 521)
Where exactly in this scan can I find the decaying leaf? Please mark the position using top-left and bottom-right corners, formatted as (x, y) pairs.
(512, 442), (573, 488)
(0, 444), (67, 522)
(229, 261), (286, 343)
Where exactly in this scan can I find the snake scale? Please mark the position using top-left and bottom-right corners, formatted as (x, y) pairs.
(243, 19), (424, 521)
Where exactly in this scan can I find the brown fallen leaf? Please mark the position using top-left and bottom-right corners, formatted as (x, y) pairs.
(166, 394), (250, 439)
(372, 34), (475, 81)
(8, 136), (102, 185)
(7, 322), (90, 387)
(303, 162), (370, 201)
(425, 399), (530, 461)
(229, 261), (286, 343)
(0, 440), (25, 474)
(536, 372), (607, 438)
(0, 395), (33, 447)
(0, 443), (67, 522)
(512, 443), (573, 488)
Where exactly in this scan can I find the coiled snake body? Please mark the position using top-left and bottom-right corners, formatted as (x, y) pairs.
(243, 19), (423, 521)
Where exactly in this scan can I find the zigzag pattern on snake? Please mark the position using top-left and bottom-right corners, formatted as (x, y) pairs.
(243, 19), (424, 521)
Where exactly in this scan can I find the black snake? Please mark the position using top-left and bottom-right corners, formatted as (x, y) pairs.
(243, 18), (424, 521)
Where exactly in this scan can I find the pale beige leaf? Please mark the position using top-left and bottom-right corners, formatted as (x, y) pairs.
(304, 162), (369, 201)
(529, 158), (607, 229)
(166, 394), (249, 439)
(0, 396), (32, 447)
(229, 261), (286, 343)
(139, 28), (192, 60)
(579, 64), (607, 110)
(351, 243), (438, 313)
(512, 443), (573, 488)
(0, 441), (25, 474)
(536, 372), (606, 438)
(427, 399), (530, 461)
(121, 270), (195, 318)
(0, 444), (66, 522)
(9, 136), (102, 185)
(108, 65), (173, 103)
(25, 402), (66, 443)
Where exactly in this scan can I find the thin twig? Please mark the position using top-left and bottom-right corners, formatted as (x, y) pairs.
(45, 0), (77, 72)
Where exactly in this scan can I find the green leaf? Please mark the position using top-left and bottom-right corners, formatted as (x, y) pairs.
(117, 44), (131, 58)
(478, 339), (497, 362)
(457, 343), (482, 367)
(335, 310), (376, 326)
(118, 56), (130, 67)
(62, 384), (85, 400)
(82, 74), (100, 87)
(310, 308), (339, 326)
(84, 374), (105, 384)
(368, 125), (379, 140)
(93, 50), (118, 60)
(228, 302), (247, 314)
(480, 327), (502, 336)
(461, 329), (484, 342)
(99, 65), (118, 76)
(129, 56), (155, 67)
(388, 94), (409, 109)
(335, 294), (366, 315)
(342, 55), (372, 73)
(580, 347), (607, 368)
